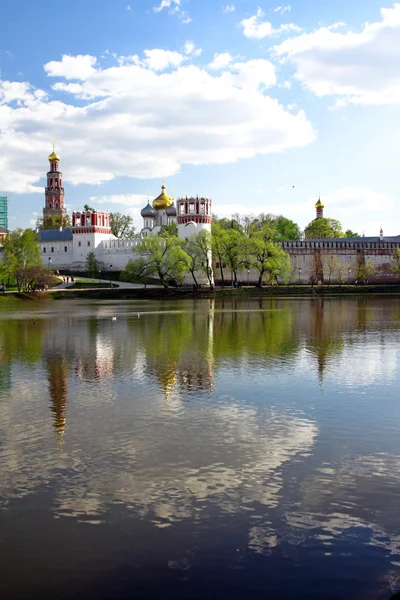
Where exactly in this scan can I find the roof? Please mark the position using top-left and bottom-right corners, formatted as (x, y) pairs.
(306, 235), (400, 243)
(38, 228), (73, 242)
(0, 227), (7, 234)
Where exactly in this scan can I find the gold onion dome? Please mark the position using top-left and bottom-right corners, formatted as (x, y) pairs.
(48, 151), (60, 162)
(152, 185), (173, 210)
(315, 197), (324, 209)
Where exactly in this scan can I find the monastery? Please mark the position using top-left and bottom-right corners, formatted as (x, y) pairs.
(37, 147), (400, 284)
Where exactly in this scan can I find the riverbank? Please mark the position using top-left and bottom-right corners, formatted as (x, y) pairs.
(2, 284), (400, 302)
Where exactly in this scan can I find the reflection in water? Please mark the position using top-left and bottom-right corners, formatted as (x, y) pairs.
(1, 297), (400, 599)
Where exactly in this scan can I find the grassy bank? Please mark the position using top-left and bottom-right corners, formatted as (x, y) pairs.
(3, 284), (400, 302)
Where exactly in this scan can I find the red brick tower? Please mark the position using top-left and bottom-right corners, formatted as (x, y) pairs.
(43, 142), (67, 228)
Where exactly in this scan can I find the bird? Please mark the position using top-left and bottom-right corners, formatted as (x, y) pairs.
(137, 313), (140, 318)
(112, 317), (117, 321)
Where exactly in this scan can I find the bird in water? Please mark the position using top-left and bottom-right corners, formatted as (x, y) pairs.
(112, 317), (117, 321)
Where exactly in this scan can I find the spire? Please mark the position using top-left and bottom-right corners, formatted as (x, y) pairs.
(48, 135), (60, 162)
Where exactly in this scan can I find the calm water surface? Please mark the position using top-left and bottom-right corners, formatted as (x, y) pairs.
(1, 297), (400, 599)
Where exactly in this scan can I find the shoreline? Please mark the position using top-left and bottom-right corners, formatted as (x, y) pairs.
(2, 284), (400, 302)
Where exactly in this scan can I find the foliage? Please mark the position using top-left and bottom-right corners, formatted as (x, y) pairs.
(230, 213), (301, 240)
(304, 218), (344, 239)
(85, 250), (100, 280)
(222, 228), (244, 285)
(36, 214), (71, 230)
(391, 249), (400, 277)
(345, 229), (359, 238)
(110, 212), (136, 239)
(124, 235), (191, 288)
(354, 251), (375, 283)
(1, 229), (42, 284)
(182, 235), (203, 287)
(323, 255), (340, 286)
(120, 257), (152, 286)
(159, 223), (178, 237)
(211, 222), (228, 285)
(14, 265), (56, 292)
(189, 230), (214, 286)
(84, 204), (94, 211)
(247, 224), (290, 286)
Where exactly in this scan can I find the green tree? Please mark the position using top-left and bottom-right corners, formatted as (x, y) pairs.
(159, 223), (178, 237)
(190, 230), (214, 286)
(310, 250), (324, 285)
(84, 204), (94, 211)
(305, 218), (344, 239)
(247, 224), (290, 286)
(1, 229), (43, 291)
(345, 229), (359, 238)
(85, 250), (100, 281)
(211, 222), (228, 286)
(182, 235), (203, 287)
(274, 216), (301, 241)
(36, 214), (71, 230)
(121, 257), (152, 287)
(124, 236), (190, 288)
(391, 249), (400, 278)
(223, 228), (245, 285)
(110, 212), (136, 239)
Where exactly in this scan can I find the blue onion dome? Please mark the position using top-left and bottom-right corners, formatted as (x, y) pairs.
(166, 203), (177, 217)
(141, 203), (156, 218)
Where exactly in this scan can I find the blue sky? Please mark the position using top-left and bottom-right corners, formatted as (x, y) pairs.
(0, 0), (399, 235)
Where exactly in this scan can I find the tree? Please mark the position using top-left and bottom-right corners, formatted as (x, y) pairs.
(36, 214), (71, 231)
(247, 224), (290, 286)
(391, 249), (400, 278)
(121, 257), (152, 287)
(323, 255), (340, 286)
(305, 218), (344, 239)
(15, 265), (56, 292)
(223, 228), (245, 285)
(1, 229), (43, 290)
(85, 250), (100, 281)
(310, 250), (324, 285)
(124, 236), (191, 288)
(84, 204), (94, 211)
(345, 229), (359, 238)
(274, 216), (301, 241)
(211, 222), (228, 286)
(355, 251), (375, 283)
(159, 223), (178, 237)
(110, 212), (136, 239)
(182, 235), (203, 287)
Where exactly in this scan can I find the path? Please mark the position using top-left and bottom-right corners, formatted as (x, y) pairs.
(50, 277), (159, 291)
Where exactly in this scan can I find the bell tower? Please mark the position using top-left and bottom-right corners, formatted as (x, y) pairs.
(43, 140), (67, 228)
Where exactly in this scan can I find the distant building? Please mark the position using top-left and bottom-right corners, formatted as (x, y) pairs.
(0, 196), (8, 245)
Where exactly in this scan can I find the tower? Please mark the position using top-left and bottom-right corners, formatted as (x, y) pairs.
(176, 195), (212, 239)
(315, 196), (324, 220)
(43, 142), (67, 228)
(0, 196), (8, 230)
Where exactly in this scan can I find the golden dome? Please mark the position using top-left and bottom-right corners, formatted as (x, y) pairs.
(315, 196), (324, 209)
(153, 185), (173, 210)
(48, 151), (60, 162)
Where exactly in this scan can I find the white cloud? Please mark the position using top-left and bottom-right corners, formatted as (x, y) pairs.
(44, 54), (97, 79)
(241, 7), (301, 39)
(183, 41), (202, 56)
(274, 3), (400, 105)
(208, 52), (233, 70)
(222, 4), (235, 13)
(274, 5), (291, 14)
(126, 4), (131, 10)
(0, 51), (315, 194)
(153, 0), (191, 23)
(143, 49), (185, 71)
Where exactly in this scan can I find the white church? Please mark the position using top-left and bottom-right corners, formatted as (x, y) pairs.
(38, 147), (213, 273)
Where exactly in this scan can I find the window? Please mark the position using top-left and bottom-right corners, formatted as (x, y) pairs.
(43, 247), (46, 253)
(199, 204), (205, 214)
(64, 246), (67, 252)
(51, 247), (54, 253)
(189, 203), (195, 214)
(78, 241), (81, 247)
(87, 241), (91, 247)
(216, 262), (220, 269)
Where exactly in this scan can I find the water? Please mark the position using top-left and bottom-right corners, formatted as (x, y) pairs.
(1, 296), (400, 599)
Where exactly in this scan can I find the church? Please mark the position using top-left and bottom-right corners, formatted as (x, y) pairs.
(38, 146), (212, 274)
(37, 146), (400, 284)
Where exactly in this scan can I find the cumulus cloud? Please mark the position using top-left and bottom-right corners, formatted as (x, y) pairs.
(0, 51), (315, 194)
(89, 194), (149, 206)
(143, 49), (185, 71)
(274, 3), (400, 105)
(241, 7), (301, 39)
(222, 4), (235, 12)
(183, 41), (202, 56)
(208, 52), (233, 70)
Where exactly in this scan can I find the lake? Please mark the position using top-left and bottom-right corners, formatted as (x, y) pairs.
(1, 296), (400, 599)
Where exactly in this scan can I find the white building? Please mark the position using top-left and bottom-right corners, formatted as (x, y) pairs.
(38, 149), (213, 279)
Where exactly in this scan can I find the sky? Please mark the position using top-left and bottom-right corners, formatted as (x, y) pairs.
(0, 0), (399, 236)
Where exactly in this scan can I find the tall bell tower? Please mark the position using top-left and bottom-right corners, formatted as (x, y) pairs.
(43, 141), (67, 228)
